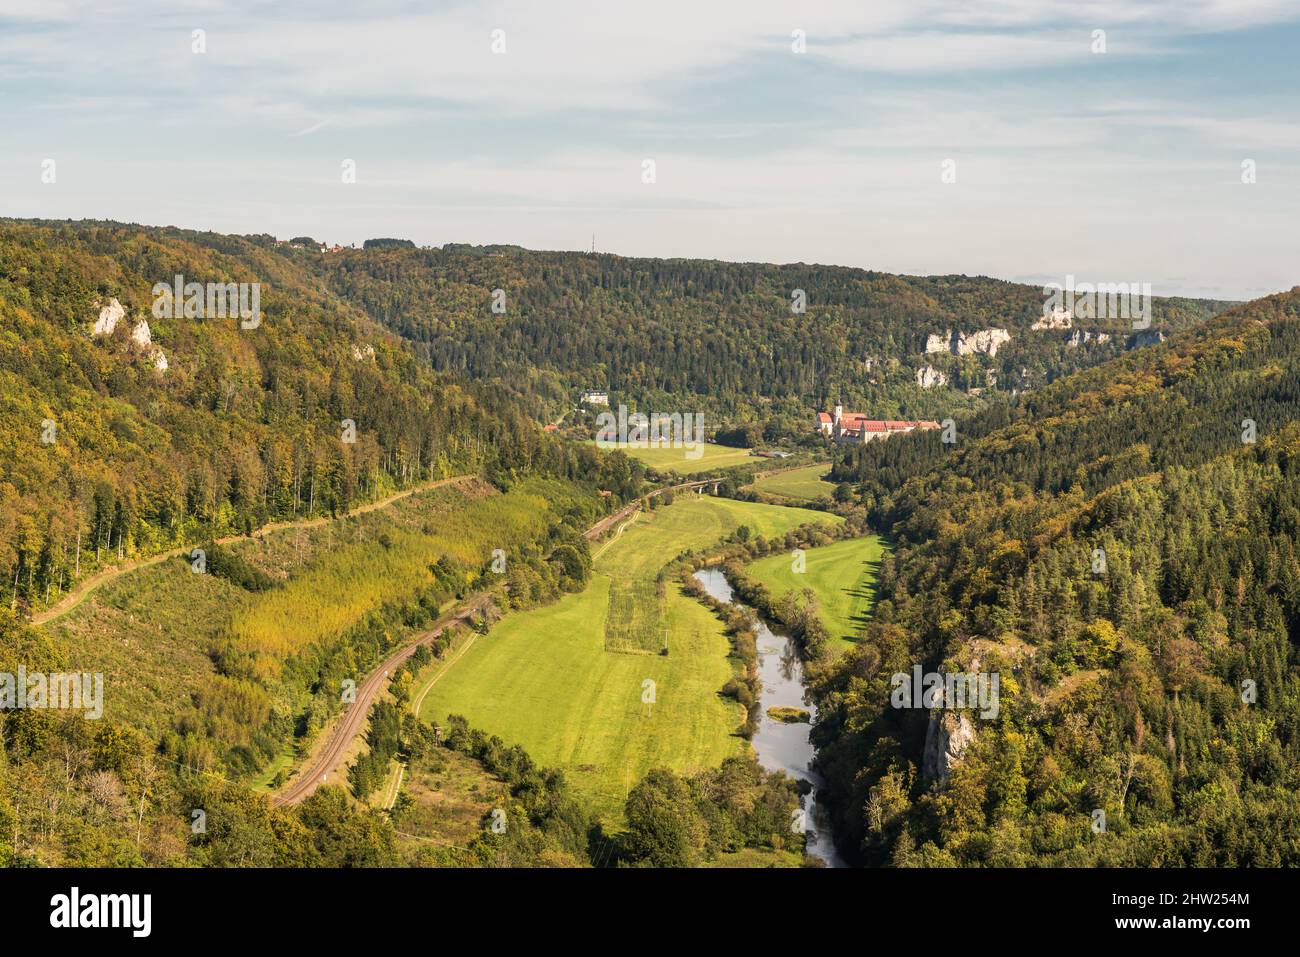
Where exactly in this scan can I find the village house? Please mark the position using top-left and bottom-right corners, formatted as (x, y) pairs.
(816, 405), (940, 445)
(580, 390), (610, 406)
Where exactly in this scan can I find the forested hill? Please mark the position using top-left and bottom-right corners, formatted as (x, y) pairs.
(0, 219), (636, 618)
(308, 243), (1232, 423)
(0, 214), (1234, 618)
(814, 288), (1300, 866)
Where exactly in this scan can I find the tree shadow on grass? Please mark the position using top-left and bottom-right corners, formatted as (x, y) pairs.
(838, 554), (883, 644)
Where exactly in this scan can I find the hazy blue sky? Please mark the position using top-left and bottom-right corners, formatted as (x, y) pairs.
(4, 0), (1299, 299)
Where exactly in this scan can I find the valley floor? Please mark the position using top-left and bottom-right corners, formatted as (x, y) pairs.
(416, 495), (840, 824)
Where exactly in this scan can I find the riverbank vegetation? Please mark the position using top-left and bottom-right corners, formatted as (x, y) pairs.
(620, 758), (804, 867)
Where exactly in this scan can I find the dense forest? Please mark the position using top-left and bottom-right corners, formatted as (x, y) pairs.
(814, 290), (1300, 865)
(307, 242), (1231, 427)
(5, 217), (1226, 618)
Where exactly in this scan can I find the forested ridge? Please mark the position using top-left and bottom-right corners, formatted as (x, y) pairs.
(312, 242), (1231, 426)
(814, 289), (1300, 865)
(0, 219), (640, 617)
(1, 217), (1227, 617)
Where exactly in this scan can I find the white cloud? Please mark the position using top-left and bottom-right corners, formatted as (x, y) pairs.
(3, 0), (1299, 299)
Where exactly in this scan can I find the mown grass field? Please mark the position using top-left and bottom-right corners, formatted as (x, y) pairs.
(746, 535), (885, 653)
(750, 463), (838, 502)
(635, 494), (843, 566)
(604, 578), (666, 654)
(417, 495), (839, 824)
(592, 440), (758, 474)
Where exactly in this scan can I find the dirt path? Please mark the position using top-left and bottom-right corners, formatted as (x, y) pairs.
(382, 763), (405, 810)
(31, 474), (476, 627)
(591, 511), (639, 561)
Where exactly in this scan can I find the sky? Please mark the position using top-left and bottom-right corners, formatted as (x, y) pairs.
(2, 0), (1299, 300)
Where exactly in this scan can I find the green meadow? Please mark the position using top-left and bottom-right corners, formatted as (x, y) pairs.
(417, 495), (839, 823)
(746, 534), (885, 653)
(746, 535), (885, 653)
(750, 463), (838, 502)
(604, 578), (666, 654)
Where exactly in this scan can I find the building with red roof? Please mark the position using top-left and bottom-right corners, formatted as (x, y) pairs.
(816, 405), (941, 445)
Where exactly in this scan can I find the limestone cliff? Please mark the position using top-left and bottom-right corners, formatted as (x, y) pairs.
(922, 710), (977, 785)
(924, 328), (1012, 357)
(916, 364), (948, 389)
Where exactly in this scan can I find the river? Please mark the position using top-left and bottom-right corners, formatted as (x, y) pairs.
(692, 567), (847, 868)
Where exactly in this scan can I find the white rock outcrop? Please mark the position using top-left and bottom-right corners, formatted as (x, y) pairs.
(926, 328), (1012, 357)
(916, 364), (948, 389)
(924, 332), (950, 354)
(1065, 329), (1112, 347)
(351, 343), (376, 361)
(1032, 309), (1073, 330)
(1128, 329), (1167, 349)
(91, 300), (167, 372)
(92, 298), (126, 336)
(922, 710), (977, 785)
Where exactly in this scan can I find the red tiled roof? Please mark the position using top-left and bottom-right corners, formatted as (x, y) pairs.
(833, 413), (941, 435)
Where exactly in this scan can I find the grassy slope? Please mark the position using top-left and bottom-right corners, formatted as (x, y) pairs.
(43, 479), (583, 764)
(746, 535), (886, 653)
(227, 484), (546, 670)
(750, 463), (838, 501)
(416, 495), (839, 824)
(44, 554), (245, 737)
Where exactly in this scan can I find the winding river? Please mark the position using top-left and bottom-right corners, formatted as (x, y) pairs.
(693, 567), (846, 868)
